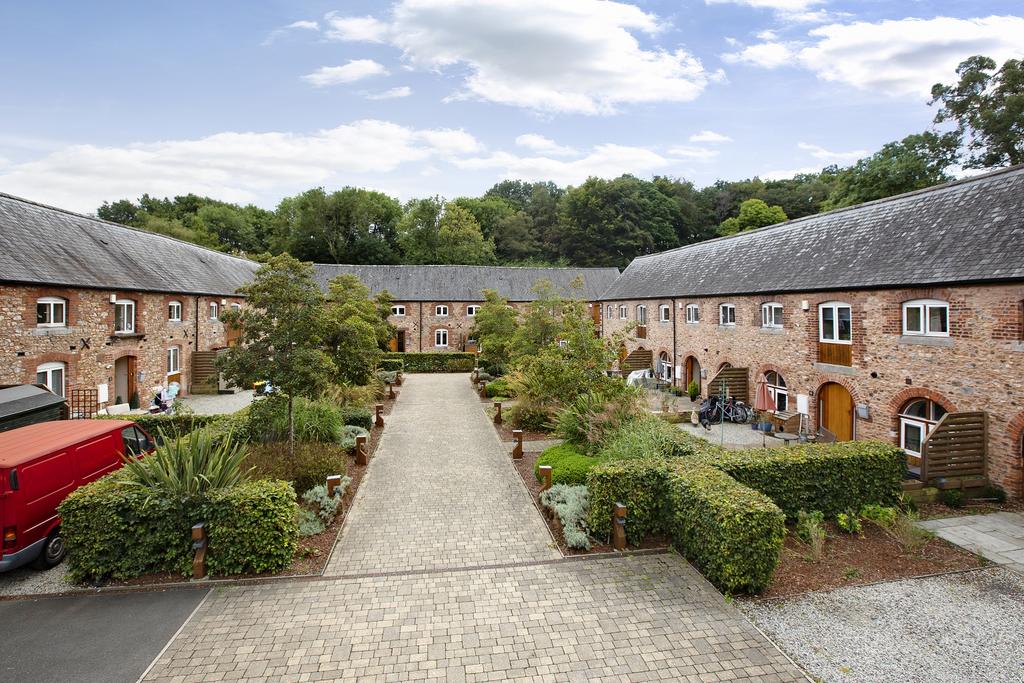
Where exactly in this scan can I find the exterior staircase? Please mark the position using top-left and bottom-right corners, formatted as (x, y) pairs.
(621, 349), (653, 374)
(190, 351), (220, 395)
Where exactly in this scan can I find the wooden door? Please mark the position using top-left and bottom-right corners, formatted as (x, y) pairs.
(819, 382), (854, 441)
(126, 356), (137, 404)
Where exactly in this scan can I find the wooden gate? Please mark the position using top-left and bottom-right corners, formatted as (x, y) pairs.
(920, 411), (987, 486)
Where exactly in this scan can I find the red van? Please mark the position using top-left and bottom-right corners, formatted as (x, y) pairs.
(0, 420), (154, 572)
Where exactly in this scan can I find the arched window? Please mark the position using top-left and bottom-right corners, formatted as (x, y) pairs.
(435, 328), (449, 347)
(902, 299), (948, 337)
(899, 398), (948, 456)
(657, 352), (672, 380)
(36, 361), (66, 397)
(765, 371), (788, 411)
(636, 305), (647, 325)
(209, 301), (219, 320)
(606, 304), (613, 318)
(37, 296), (67, 327)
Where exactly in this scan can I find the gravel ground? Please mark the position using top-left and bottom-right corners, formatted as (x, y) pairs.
(0, 561), (73, 596)
(741, 567), (1024, 683)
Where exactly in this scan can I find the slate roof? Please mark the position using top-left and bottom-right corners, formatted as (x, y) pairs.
(0, 192), (259, 296)
(600, 165), (1024, 301)
(312, 264), (620, 302)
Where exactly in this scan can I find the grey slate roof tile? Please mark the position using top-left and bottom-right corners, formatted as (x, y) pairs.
(0, 192), (258, 296)
(600, 165), (1024, 301)
(312, 264), (620, 302)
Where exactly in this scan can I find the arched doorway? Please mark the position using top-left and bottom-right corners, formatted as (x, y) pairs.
(818, 382), (854, 441)
(114, 355), (137, 406)
(684, 356), (701, 393)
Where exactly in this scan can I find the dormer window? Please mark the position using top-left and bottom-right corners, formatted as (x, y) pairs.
(902, 299), (948, 337)
(36, 297), (67, 327)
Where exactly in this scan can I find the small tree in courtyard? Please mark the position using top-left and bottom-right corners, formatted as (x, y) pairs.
(219, 254), (334, 455)
(324, 274), (394, 385)
(471, 289), (518, 374)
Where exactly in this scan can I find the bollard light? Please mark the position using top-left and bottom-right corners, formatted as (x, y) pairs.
(512, 429), (523, 460)
(375, 403), (385, 428)
(355, 435), (368, 466)
(388, 382), (396, 400)
(326, 474), (343, 498)
(539, 465), (553, 492)
(612, 503), (627, 551)
(191, 522), (208, 580)
(493, 401), (503, 425)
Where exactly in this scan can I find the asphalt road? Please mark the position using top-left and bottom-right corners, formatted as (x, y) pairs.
(0, 588), (208, 683)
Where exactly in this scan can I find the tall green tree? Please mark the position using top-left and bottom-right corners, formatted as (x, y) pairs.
(718, 198), (788, 236)
(470, 289), (518, 374)
(324, 274), (394, 385)
(397, 196), (444, 264)
(452, 196), (515, 240)
(437, 203), (495, 264)
(930, 55), (1024, 168)
(219, 255), (333, 455)
(279, 187), (402, 264)
(823, 132), (958, 210)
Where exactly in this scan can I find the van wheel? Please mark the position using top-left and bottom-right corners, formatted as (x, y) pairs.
(33, 531), (67, 569)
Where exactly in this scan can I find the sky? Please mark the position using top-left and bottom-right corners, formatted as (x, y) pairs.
(0, 0), (1022, 213)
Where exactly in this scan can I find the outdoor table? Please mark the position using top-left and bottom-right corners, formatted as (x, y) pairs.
(773, 431), (800, 446)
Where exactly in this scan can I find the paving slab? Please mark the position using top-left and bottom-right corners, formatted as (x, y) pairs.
(920, 512), (1024, 575)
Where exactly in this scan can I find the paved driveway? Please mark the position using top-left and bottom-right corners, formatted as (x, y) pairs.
(0, 588), (207, 683)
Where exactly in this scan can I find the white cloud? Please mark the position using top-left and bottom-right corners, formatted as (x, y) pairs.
(722, 41), (794, 68)
(666, 146), (719, 161)
(760, 166), (822, 180)
(0, 120), (482, 212)
(366, 86), (412, 100)
(454, 144), (674, 186)
(323, 12), (390, 42)
(302, 60), (389, 87)
(705, 0), (823, 10)
(797, 142), (867, 163)
(263, 19), (320, 46)
(689, 130), (732, 144)
(322, 0), (715, 115)
(514, 134), (577, 156)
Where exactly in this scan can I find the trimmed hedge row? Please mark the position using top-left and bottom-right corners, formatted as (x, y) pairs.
(534, 443), (598, 486)
(59, 474), (297, 582)
(586, 459), (672, 543)
(667, 463), (784, 594)
(95, 413), (224, 441)
(378, 358), (404, 372)
(381, 352), (475, 373)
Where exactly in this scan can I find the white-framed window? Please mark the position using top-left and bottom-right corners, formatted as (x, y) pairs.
(902, 299), (949, 337)
(558, 339), (568, 348)
(467, 305), (480, 317)
(657, 352), (672, 380)
(36, 361), (66, 397)
(435, 305), (448, 317)
(231, 303), (241, 313)
(36, 296), (67, 327)
(685, 304), (699, 324)
(434, 328), (449, 347)
(391, 305), (406, 317)
(606, 304), (613, 318)
(719, 303), (736, 326)
(659, 305), (670, 323)
(167, 346), (180, 375)
(168, 300), (182, 322)
(761, 302), (783, 328)
(819, 302), (852, 343)
(765, 371), (788, 412)
(209, 301), (219, 320)
(636, 305), (647, 325)
(899, 398), (948, 456)
(618, 305), (628, 319)
(114, 299), (136, 334)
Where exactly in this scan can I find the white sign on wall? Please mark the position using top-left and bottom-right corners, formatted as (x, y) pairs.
(97, 383), (109, 403)
(796, 393), (810, 415)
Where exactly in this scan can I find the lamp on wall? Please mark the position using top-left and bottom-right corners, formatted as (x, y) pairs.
(856, 404), (871, 420)
(109, 294), (117, 304)
(801, 300), (809, 311)
(220, 298), (228, 306)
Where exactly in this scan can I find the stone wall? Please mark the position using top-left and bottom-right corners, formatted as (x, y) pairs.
(388, 301), (527, 353)
(603, 282), (1024, 497)
(0, 284), (242, 407)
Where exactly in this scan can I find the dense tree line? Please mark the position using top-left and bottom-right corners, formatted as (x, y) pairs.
(97, 55), (1021, 269)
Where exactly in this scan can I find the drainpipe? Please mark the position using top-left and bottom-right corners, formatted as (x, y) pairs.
(418, 302), (423, 352)
(671, 298), (678, 388)
(194, 296), (200, 350)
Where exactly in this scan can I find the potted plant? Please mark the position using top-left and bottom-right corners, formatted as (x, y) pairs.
(687, 380), (700, 402)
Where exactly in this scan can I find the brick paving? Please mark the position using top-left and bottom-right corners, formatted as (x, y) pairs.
(141, 373), (807, 682)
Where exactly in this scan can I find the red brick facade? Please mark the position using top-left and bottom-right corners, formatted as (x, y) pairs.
(386, 301), (527, 353)
(604, 283), (1024, 498)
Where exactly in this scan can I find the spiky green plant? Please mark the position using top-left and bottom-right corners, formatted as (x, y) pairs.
(118, 428), (251, 500)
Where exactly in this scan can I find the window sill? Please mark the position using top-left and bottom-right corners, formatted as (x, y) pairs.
(757, 327), (785, 335)
(1012, 342), (1024, 353)
(898, 335), (954, 348)
(168, 320), (183, 324)
(812, 362), (858, 376)
(30, 326), (73, 337)
(111, 332), (145, 340)
(718, 324), (736, 330)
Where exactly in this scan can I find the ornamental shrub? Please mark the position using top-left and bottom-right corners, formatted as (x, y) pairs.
(667, 462), (785, 594)
(586, 459), (673, 543)
(535, 443), (598, 486)
(508, 401), (554, 432)
(539, 484), (591, 550)
(595, 414), (681, 462)
(245, 442), (348, 494)
(339, 425), (370, 452)
(338, 406), (373, 430)
(836, 509), (862, 535)
(485, 378), (514, 398)
(302, 481), (348, 525)
(247, 396), (343, 444)
(555, 388), (645, 454)
(95, 413), (224, 442)
(860, 503), (898, 528)
(380, 352), (475, 373)
(200, 480), (298, 575)
(378, 358), (404, 373)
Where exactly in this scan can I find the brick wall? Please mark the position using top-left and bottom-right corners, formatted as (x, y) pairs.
(0, 284), (241, 407)
(387, 301), (526, 353)
(603, 282), (1024, 497)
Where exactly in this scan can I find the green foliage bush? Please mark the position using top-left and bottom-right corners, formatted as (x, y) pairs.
(535, 443), (598, 486)
(59, 474), (297, 582)
(245, 442), (348, 494)
(595, 414), (681, 462)
(795, 510), (825, 544)
(539, 484), (591, 549)
(687, 380), (700, 401)
(982, 484), (1008, 503)
(860, 503), (898, 528)
(667, 463), (785, 594)
(339, 425), (370, 452)
(586, 459), (672, 543)
(940, 488), (964, 508)
(554, 388), (645, 454)
(381, 352), (475, 373)
(95, 413), (224, 442)
(837, 509), (862, 535)
(338, 406), (373, 430)
(247, 396), (343, 444)
(119, 429), (249, 499)
(485, 378), (514, 398)
(378, 358), (404, 372)
(508, 401), (554, 432)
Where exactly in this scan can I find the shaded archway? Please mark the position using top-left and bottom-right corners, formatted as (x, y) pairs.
(684, 355), (701, 394)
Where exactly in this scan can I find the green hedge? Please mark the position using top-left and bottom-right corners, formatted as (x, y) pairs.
(245, 442), (348, 494)
(381, 352), (475, 373)
(534, 443), (598, 486)
(683, 437), (906, 518)
(378, 358), (404, 372)
(667, 463), (784, 594)
(485, 378), (514, 398)
(586, 459), (672, 544)
(59, 473), (297, 583)
(95, 413), (224, 441)
(338, 406), (373, 430)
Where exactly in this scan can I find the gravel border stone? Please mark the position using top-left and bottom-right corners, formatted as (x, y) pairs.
(740, 567), (1024, 683)
(0, 562), (73, 597)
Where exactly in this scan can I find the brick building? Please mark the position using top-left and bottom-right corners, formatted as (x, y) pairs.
(0, 193), (256, 408)
(312, 264), (620, 352)
(601, 166), (1024, 498)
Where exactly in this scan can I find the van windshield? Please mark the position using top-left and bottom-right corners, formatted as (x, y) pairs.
(121, 426), (152, 457)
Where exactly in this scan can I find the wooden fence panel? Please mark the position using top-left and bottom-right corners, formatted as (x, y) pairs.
(708, 367), (749, 403)
(921, 411), (987, 484)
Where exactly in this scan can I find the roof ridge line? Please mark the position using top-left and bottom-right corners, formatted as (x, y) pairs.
(312, 263), (620, 272)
